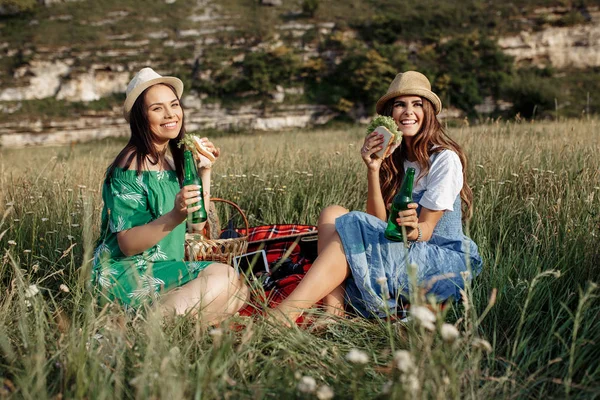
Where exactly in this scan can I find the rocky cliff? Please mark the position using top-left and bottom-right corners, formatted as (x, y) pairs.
(0, 1), (598, 147)
(498, 9), (600, 69)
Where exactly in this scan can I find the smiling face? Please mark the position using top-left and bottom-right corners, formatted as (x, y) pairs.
(391, 95), (424, 138)
(144, 84), (183, 147)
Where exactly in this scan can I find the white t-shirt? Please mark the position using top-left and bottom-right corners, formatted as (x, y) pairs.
(403, 149), (463, 211)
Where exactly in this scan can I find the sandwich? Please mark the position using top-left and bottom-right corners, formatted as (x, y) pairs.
(190, 135), (216, 163)
(178, 133), (216, 166)
(365, 116), (402, 159)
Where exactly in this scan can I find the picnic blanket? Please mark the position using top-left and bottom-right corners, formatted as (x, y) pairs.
(236, 224), (318, 316)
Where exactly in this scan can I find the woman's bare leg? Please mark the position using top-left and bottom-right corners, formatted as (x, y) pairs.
(319, 206), (350, 317)
(274, 206), (350, 323)
(322, 284), (345, 317)
(159, 263), (249, 325)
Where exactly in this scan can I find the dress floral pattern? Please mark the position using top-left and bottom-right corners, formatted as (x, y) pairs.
(91, 167), (211, 309)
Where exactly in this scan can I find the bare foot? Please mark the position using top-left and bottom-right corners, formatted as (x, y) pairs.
(265, 308), (301, 328)
(309, 316), (339, 333)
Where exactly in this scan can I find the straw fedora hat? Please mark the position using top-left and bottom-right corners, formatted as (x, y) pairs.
(376, 71), (442, 115)
(123, 67), (184, 122)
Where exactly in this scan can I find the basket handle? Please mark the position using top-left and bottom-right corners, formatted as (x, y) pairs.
(210, 197), (250, 233)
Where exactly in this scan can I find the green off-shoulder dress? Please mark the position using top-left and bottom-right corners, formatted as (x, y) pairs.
(91, 167), (212, 309)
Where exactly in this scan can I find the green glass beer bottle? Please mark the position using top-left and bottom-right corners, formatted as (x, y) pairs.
(384, 167), (416, 242)
(183, 150), (207, 223)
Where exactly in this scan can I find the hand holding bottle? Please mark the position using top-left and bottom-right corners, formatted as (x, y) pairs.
(391, 202), (419, 239)
(384, 167), (416, 241)
(171, 185), (203, 223)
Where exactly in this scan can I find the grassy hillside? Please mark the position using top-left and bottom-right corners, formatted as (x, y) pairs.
(0, 120), (599, 398)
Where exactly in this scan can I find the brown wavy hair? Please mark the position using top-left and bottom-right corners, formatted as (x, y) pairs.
(379, 98), (473, 221)
(106, 83), (186, 184)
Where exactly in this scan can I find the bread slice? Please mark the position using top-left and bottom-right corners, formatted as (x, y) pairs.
(373, 126), (398, 159)
(192, 136), (216, 162)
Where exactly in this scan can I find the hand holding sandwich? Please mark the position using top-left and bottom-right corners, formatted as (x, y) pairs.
(192, 136), (220, 169)
(361, 116), (402, 171)
(361, 131), (386, 171)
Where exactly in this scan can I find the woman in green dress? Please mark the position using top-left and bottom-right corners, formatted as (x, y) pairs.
(91, 67), (248, 324)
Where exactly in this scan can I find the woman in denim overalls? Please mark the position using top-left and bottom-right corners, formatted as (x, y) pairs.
(273, 71), (483, 322)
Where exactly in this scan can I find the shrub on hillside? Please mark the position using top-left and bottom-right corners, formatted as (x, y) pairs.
(0, 0), (37, 13)
(504, 69), (561, 118)
(193, 47), (299, 101)
(306, 46), (396, 115)
(421, 34), (513, 114)
(239, 47), (299, 98)
(301, 0), (319, 17)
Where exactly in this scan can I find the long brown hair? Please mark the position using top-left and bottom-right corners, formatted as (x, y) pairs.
(379, 98), (473, 220)
(106, 83), (186, 184)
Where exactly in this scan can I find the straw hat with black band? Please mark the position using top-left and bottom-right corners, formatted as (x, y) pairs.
(376, 71), (442, 115)
(123, 67), (184, 122)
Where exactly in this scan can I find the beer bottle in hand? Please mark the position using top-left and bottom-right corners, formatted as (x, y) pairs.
(384, 167), (416, 242)
(183, 150), (207, 224)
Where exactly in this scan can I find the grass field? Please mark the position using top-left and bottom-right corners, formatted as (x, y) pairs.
(0, 119), (599, 399)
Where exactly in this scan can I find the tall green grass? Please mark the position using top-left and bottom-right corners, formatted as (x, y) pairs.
(0, 119), (598, 398)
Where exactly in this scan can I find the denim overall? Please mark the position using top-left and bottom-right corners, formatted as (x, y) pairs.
(335, 191), (483, 318)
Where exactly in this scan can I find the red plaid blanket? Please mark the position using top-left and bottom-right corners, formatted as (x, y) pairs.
(237, 224), (319, 316)
(241, 224), (317, 268)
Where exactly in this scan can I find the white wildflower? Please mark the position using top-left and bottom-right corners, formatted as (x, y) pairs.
(169, 347), (180, 358)
(460, 270), (471, 281)
(473, 338), (493, 353)
(393, 350), (415, 373)
(316, 384), (334, 400)
(382, 380), (393, 395)
(407, 263), (418, 274)
(7, 240), (16, 246)
(209, 328), (223, 346)
(440, 323), (460, 343)
(297, 376), (317, 394)
(59, 284), (70, 293)
(410, 306), (436, 331)
(345, 348), (369, 365)
(209, 328), (223, 338)
(41, 218), (49, 222)
(25, 284), (39, 298)
(401, 373), (421, 396)
(375, 276), (387, 285)
(23, 249), (32, 254)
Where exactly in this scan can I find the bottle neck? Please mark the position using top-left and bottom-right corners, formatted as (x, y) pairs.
(400, 168), (415, 195)
(183, 151), (197, 180)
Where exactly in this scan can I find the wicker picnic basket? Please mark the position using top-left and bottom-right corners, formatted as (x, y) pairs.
(184, 198), (249, 265)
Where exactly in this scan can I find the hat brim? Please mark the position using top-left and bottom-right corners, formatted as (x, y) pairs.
(376, 88), (442, 115)
(123, 76), (184, 122)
